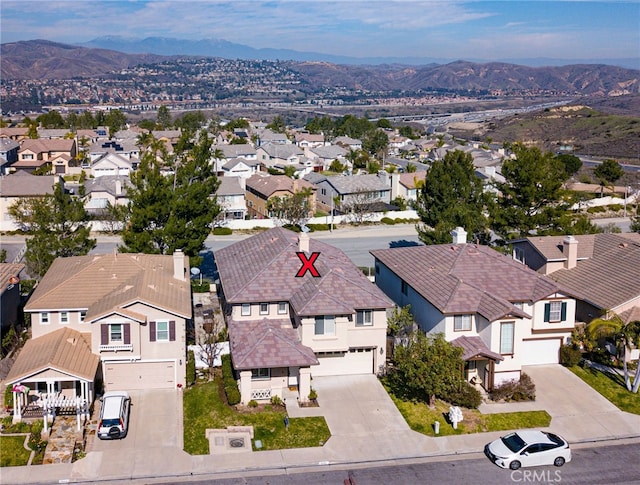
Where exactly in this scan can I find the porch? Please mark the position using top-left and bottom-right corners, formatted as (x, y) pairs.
(452, 335), (504, 391)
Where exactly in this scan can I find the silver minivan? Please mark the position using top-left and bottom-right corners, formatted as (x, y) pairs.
(97, 391), (131, 440)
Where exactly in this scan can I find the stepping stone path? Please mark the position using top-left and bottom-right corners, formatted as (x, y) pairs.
(42, 416), (81, 464)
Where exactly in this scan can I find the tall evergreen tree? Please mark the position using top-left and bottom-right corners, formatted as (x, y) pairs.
(9, 183), (96, 278)
(491, 144), (569, 241)
(415, 150), (490, 245)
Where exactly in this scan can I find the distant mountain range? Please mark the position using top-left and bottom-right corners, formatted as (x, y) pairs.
(80, 35), (640, 70)
(1, 40), (639, 97)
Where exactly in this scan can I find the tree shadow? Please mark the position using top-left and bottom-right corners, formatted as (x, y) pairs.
(389, 239), (422, 248)
(197, 250), (218, 281)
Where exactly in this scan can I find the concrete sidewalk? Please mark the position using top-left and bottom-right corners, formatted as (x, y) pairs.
(2, 366), (639, 484)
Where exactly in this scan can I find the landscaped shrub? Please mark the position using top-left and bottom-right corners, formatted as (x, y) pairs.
(381, 217), (396, 225)
(270, 395), (283, 406)
(560, 344), (582, 367)
(191, 281), (211, 293)
(308, 388), (318, 401)
(589, 347), (613, 366)
(306, 223), (330, 231)
(282, 224), (301, 232)
(446, 382), (482, 409)
(248, 399), (258, 408)
(490, 372), (536, 402)
(186, 350), (196, 386)
(28, 420), (46, 454)
(221, 354), (241, 405)
(213, 227), (233, 235)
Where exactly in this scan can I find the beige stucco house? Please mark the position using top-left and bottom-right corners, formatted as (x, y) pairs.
(371, 228), (578, 390)
(215, 227), (393, 405)
(6, 251), (191, 421)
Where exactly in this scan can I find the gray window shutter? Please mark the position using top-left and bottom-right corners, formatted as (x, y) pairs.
(169, 321), (176, 341)
(544, 303), (551, 322)
(124, 323), (131, 344)
(101, 324), (108, 345)
(150, 321), (156, 342)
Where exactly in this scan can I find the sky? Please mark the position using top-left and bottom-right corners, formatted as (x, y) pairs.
(1, 1), (638, 62)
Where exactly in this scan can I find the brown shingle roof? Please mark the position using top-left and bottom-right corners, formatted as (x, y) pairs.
(371, 244), (564, 321)
(549, 234), (640, 311)
(0, 172), (57, 197)
(229, 318), (318, 370)
(451, 335), (504, 361)
(216, 227), (393, 316)
(6, 327), (99, 383)
(246, 174), (314, 198)
(25, 253), (191, 320)
(0, 263), (25, 294)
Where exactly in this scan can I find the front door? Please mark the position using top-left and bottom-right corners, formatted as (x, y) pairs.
(288, 367), (299, 388)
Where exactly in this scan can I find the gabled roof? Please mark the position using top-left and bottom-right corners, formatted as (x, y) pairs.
(216, 227), (393, 315)
(6, 327), (99, 383)
(321, 174), (390, 195)
(451, 335), (504, 361)
(217, 176), (245, 196)
(0, 263), (25, 296)
(18, 138), (75, 154)
(308, 145), (346, 159)
(246, 174), (314, 198)
(258, 143), (303, 158)
(92, 152), (132, 169)
(371, 244), (568, 322)
(398, 171), (426, 188)
(215, 144), (257, 159)
(0, 172), (58, 197)
(548, 234), (640, 312)
(229, 318), (318, 370)
(85, 175), (131, 197)
(25, 253), (191, 320)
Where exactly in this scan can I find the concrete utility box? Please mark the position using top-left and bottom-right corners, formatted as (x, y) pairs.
(206, 426), (254, 454)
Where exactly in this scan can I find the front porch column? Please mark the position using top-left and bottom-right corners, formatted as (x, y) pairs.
(298, 368), (311, 403)
(12, 391), (21, 422)
(239, 371), (252, 405)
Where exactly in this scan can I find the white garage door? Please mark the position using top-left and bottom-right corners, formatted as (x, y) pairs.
(312, 348), (374, 377)
(521, 339), (561, 365)
(104, 361), (175, 390)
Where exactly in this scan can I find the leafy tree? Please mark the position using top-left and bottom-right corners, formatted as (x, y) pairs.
(0, 249), (7, 263)
(587, 314), (640, 393)
(387, 305), (415, 338)
(376, 118), (392, 129)
(156, 105), (172, 129)
(104, 109), (127, 138)
(266, 115), (287, 133)
(415, 150), (490, 245)
(225, 118), (250, 131)
(335, 115), (373, 139)
(36, 110), (65, 129)
(405, 162), (417, 173)
(555, 153), (582, 178)
(120, 131), (219, 266)
(392, 332), (466, 406)
(593, 159), (624, 197)
(229, 136), (248, 144)
(630, 203), (640, 233)
(491, 145), (569, 241)
(174, 111), (206, 133)
(362, 128), (389, 158)
(9, 183), (96, 278)
(266, 188), (313, 227)
(366, 161), (381, 174)
(328, 159), (346, 173)
(305, 116), (335, 136)
(137, 119), (157, 131)
(399, 125), (418, 139)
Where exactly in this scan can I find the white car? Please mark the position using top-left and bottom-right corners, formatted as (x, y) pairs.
(97, 391), (131, 440)
(485, 430), (571, 470)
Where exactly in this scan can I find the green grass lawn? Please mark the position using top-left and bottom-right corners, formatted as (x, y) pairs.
(183, 380), (330, 455)
(388, 394), (551, 437)
(569, 365), (640, 415)
(0, 435), (32, 467)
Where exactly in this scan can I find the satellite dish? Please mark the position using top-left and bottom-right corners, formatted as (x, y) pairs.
(190, 267), (201, 276)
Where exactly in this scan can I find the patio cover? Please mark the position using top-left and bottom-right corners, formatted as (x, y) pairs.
(451, 335), (504, 362)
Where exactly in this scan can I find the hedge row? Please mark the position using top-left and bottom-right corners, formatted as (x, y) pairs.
(221, 354), (241, 405)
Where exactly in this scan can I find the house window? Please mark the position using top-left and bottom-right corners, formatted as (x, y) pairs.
(260, 303), (269, 315)
(401, 280), (408, 296)
(60, 312), (69, 324)
(314, 315), (336, 336)
(79, 311), (86, 323)
(500, 322), (515, 354)
(241, 304), (251, 316)
(544, 301), (566, 322)
(278, 302), (288, 315)
(251, 368), (270, 380)
(454, 315), (472, 331)
(41, 312), (50, 325)
(156, 321), (169, 341)
(110, 324), (123, 342)
(513, 247), (525, 264)
(356, 310), (373, 326)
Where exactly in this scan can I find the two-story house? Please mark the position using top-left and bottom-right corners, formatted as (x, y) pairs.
(90, 152), (134, 178)
(371, 228), (578, 390)
(0, 138), (20, 175)
(245, 174), (316, 219)
(0, 172), (59, 232)
(14, 139), (77, 174)
(215, 227), (394, 404)
(216, 176), (247, 221)
(314, 173), (392, 214)
(6, 251), (191, 421)
(256, 143), (304, 170)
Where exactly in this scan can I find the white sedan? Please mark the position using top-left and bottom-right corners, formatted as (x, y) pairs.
(485, 430), (571, 470)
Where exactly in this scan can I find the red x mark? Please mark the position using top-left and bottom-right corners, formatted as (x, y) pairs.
(296, 251), (321, 277)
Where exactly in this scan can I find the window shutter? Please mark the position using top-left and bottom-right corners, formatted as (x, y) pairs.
(169, 321), (176, 341)
(560, 302), (567, 321)
(101, 324), (108, 345)
(544, 303), (551, 322)
(150, 321), (156, 342)
(123, 323), (131, 344)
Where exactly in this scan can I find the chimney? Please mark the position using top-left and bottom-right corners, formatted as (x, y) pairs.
(563, 235), (578, 269)
(173, 249), (186, 281)
(451, 227), (467, 244)
(298, 232), (310, 253)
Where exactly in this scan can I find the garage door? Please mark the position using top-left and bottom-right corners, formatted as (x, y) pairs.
(521, 339), (561, 365)
(104, 361), (175, 390)
(312, 348), (374, 377)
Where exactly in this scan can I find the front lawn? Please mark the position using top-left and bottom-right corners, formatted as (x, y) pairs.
(183, 380), (330, 455)
(0, 435), (32, 467)
(569, 365), (640, 415)
(388, 393), (551, 437)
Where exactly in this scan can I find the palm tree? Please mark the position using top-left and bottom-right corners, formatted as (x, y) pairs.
(587, 313), (640, 393)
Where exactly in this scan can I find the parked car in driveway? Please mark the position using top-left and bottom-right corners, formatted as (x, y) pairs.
(97, 391), (131, 440)
(485, 430), (571, 470)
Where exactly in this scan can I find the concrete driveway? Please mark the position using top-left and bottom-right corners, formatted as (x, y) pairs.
(480, 364), (640, 443)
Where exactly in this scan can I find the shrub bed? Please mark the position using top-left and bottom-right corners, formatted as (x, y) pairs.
(221, 354), (241, 405)
(213, 227), (233, 235)
(560, 344), (582, 367)
(490, 372), (536, 402)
